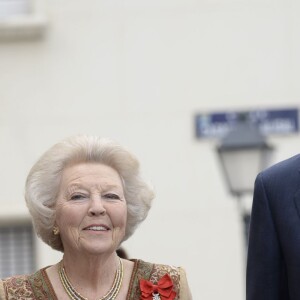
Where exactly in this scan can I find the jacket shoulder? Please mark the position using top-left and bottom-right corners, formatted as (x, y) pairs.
(1, 269), (56, 300)
(259, 154), (300, 186)
(135, 259), (181, 282)
(1, 274), (33, 299)
(263, 153), (300, 176)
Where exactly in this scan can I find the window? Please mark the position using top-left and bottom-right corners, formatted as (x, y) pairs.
(0, 223), (36, 278)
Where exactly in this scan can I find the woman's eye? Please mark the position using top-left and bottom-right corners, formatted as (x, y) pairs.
(70, 194), (86, 200)
(103, 193), (120, 200)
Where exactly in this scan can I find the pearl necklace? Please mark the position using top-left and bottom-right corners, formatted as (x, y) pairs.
(58, 258), (124, 300)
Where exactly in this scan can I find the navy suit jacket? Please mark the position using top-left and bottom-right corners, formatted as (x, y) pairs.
(247, 154), (300, 300)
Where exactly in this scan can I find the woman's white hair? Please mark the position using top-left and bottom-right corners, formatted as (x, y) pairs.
(25, 135), (155, 252)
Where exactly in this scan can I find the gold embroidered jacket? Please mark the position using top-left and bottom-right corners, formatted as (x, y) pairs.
(0, 260), (192, 300)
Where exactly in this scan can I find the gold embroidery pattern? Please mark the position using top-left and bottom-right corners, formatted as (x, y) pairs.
(29, 270), (55, 299)
(128, 260), (153, 299)
(2, 269), (55, 300)
(127, 260), (180, 300)
(3, 275), (35, 300)
(150, 264), (180, 300)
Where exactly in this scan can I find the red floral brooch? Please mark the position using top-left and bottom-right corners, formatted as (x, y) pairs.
(139, 274), (176, 300)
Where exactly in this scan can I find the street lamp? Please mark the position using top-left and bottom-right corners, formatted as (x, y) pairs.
(216, 120), (274, 248)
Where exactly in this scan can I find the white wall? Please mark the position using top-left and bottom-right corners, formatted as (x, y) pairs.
(1, 0), (300, 299)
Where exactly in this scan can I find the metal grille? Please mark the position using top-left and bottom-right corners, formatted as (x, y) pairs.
(0, 224), (35, 278)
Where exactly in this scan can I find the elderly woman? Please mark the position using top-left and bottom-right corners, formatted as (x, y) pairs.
(0, 135), (192, 300)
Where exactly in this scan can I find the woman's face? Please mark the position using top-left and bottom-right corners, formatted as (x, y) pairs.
(55, 162), (127, 256)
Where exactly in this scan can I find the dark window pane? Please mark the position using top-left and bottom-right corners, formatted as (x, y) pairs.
(0, 224), (36, 278)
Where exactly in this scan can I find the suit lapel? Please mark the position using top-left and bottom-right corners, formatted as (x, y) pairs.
(293, 169), (300, 218)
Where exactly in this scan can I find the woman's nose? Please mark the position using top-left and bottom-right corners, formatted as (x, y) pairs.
(88, 197), (106, 216)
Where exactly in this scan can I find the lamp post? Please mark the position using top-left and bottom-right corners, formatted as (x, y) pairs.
(216, 119), (273, 249)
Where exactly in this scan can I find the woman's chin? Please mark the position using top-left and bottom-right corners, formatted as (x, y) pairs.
(79, 242), (116, 256)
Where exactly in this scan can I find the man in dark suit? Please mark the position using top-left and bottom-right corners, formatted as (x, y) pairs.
(246, 154), (300, 299)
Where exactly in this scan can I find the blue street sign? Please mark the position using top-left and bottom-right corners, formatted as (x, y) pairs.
(195, 108), (299, 139)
